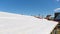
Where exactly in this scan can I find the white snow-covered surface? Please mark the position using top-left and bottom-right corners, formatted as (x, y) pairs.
(0, 12), (58, 34)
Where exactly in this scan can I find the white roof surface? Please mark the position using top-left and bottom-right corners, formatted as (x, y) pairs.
(0, 12), (58, 34)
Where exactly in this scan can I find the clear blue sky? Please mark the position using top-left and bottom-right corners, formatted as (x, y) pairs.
(0, 0), (60, 17)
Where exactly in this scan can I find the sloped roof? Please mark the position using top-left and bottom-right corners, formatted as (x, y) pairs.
(0, 12), (58, 34)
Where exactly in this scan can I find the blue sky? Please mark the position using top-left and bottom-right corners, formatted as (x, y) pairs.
(0, 0), (60, 17)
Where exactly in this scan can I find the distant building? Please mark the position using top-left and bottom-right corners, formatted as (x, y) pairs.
(54, 12), (60, 22)
(45, 15), (51, 20)
(33, 14), (41, 19)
